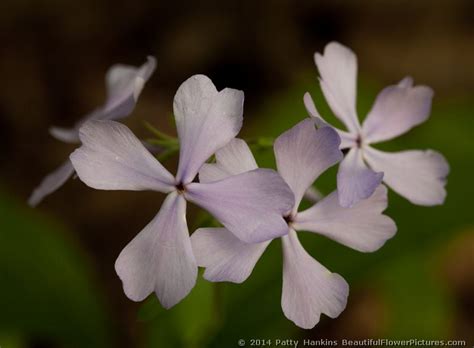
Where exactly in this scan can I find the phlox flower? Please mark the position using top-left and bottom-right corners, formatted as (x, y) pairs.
(69, 75), (295, 308)
(29, 56), (156, 206)
(304, 42), (449, 207)
(191, 119), (397, 329)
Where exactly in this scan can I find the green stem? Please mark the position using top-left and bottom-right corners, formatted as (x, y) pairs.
(143, 121), (177, 142)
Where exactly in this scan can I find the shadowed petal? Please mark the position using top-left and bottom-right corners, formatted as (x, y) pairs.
(364, 146), (449, 206)
(303, 92), (326, 127)
(294, 186), (396, 252)
(174, 75), (244, 183)
(186, 169), (294, 243)
(281, 230), (349, 329)
(199, 138), (258, 183)
(362, 77), (434, 144)
(337, 147), (383, 208)
(32, 58), (156, 206)
(49, 127), (80, 144)
(28, 160), (75, 207)
(100, 56), (157, 120)
(314, 42), (360, 133)
(49, 57), (156, 141)
(191, 227), (271, 283)
(303, 92), (356, 149)
(274, 120), (342, 210)
(115, 192), (197, 308)
(70, 120), (175, 192)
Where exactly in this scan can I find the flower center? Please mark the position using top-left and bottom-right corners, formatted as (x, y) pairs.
(175, 182), (186, 194)
(355, 134), (362, 148)
(283, 214), (294, 225)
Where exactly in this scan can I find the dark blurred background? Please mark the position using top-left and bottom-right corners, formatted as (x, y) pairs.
(1, 1), (473, 347)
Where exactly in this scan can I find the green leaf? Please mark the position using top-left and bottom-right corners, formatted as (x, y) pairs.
(0, 189), (112, 347)
(380, 252), (454, 338)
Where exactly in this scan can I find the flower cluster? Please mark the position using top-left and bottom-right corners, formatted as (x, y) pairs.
(30, 42), (449, 329)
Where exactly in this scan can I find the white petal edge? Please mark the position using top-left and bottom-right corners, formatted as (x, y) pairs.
(191, 227), (271, 283)
(281, 229), (349, 329)
(48, 57), (155, 146)
(70, 120), (175, 192)
(364, 146), (449, 206)
(101, 56), (157, 120)
(294, 185), (396, 252)
(115, 192), (197, 308)
(314, 42), (360, 133)
(28, 160), (75, 207)
(49, 127), (80, 144)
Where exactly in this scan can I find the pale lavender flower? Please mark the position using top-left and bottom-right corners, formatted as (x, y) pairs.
(69, 75), (294, 308)
(191, 119), (397, 329)
(304, 42), (449, 207)
(28, 56), (156, 206)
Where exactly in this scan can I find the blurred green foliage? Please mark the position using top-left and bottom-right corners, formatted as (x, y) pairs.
(0, 190), (112, 347)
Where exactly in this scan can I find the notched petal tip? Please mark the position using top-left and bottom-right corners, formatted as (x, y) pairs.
(174, 74), (245, 183)
(115, 193), (197, 308)
(398, 76), (414, 88)
(313, 41), (360, 134)
(281, 231), (349, 329)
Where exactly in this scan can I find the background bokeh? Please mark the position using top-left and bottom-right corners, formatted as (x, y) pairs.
(1, 1), (473, 347)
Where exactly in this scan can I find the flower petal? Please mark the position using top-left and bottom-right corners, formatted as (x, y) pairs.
(303, 92), (326, 126)
(48, 57), (155, 143)
(303, 92), (356, 149)
(362, 77), (434, 143)
(101, 56), (157, 120)
(364, 146), (449, 206)
(49, 127), (80, 144)
(314, 42), (360, 133)
(281, 229), (349, 329)
(337, 147), (383, 208)
(274, 119), (342, 210)
(174, 75), (244, 183)
(186, 169), (294, 243)
(191, 227), (270, 283)
(294, 186), (396, 252)
(28, 160), (75, 207)
(199, 138), (258, 183)
(115, 192), (197, 308)
(70, 120), (175, 192)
